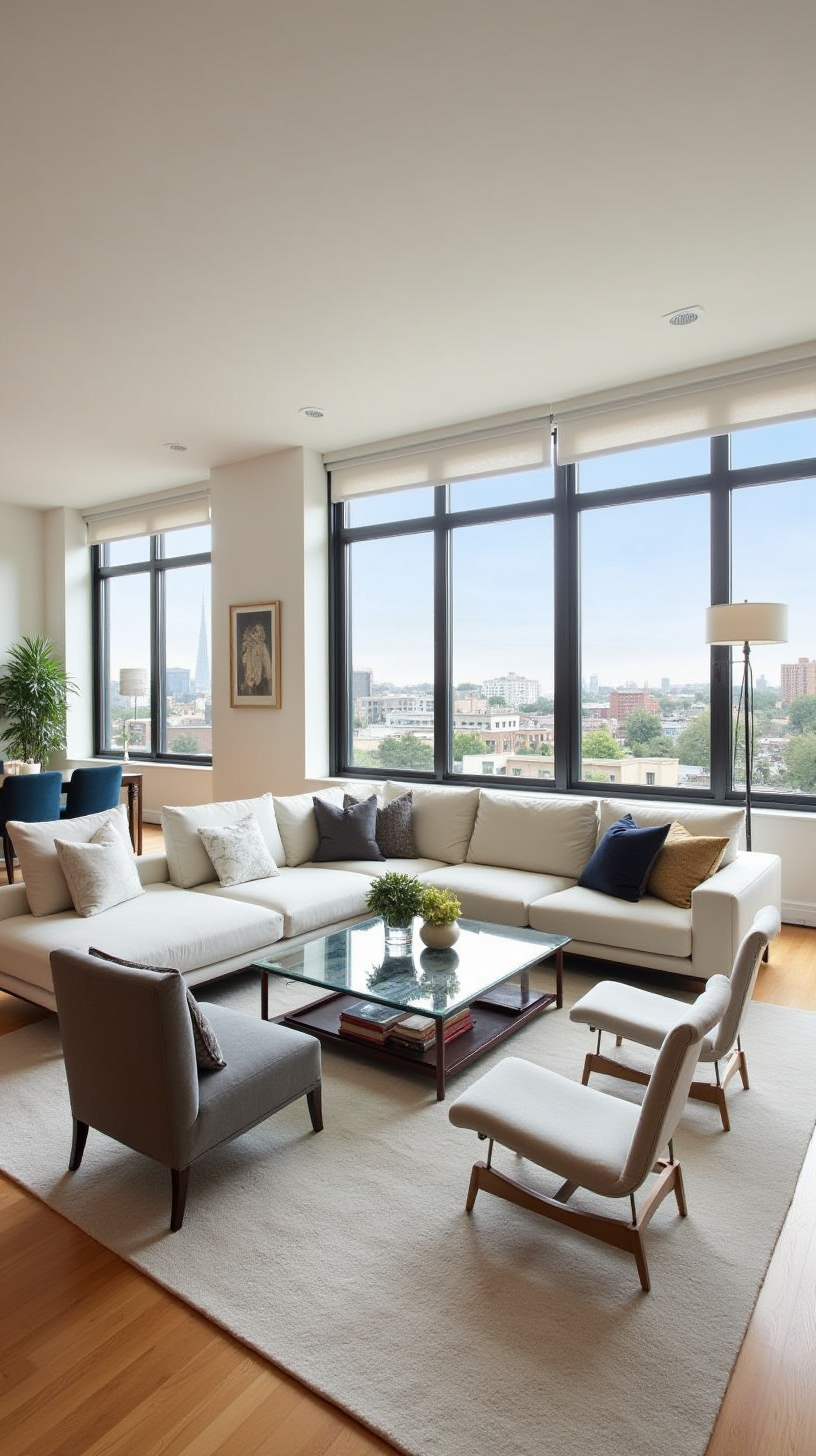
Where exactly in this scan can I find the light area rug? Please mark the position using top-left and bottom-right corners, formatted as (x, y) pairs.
(1, 965), (815, 1456)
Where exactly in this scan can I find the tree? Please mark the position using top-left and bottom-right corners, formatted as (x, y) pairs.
(170, 733), (200, 754)
(0, 634), (78, 764)
(629, 735), (675, 758)
(784, 732), (816, 793)
(624, 708), (663, 747)
(519, 697), (554, 714)
(582, 728), (624, 759)
(787, 697), (816, 736)
(488, 695), (507, 707)
(452, 732), (487, 760)
(374, 733), (434, 771)
(676, 709), (711, 769)
(514, 743), (552, 756)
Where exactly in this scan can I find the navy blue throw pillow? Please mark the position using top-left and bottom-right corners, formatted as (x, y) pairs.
(578, 813), (671, 902)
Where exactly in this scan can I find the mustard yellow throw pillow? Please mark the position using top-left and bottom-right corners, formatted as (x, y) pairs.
(647, 822), (729, 908)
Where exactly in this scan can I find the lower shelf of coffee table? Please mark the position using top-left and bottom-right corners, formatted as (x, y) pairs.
(275, 984), (558, 1099)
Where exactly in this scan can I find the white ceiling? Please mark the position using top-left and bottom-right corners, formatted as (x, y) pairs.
(2, 0), (815, 510)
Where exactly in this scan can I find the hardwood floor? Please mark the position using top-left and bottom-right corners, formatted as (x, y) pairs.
(0, 833), (814, 1454)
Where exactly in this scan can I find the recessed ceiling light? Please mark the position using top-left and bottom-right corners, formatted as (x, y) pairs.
(663, 306), (705, 327)
(299, 405), (325, 419)
(163, 441), (187, 451)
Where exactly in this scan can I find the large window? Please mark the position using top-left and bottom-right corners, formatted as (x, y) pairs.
(93, 525), (212, 761)
(332, 417), (816, 817)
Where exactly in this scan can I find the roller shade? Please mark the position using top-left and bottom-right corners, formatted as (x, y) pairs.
(327, 418), (552, 501)
(84, 488), (211, 545)
(554, 346), (816, 463)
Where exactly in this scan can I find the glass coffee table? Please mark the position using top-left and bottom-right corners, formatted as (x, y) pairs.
(255, 916), (570, 1100)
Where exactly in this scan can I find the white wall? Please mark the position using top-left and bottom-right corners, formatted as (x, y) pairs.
(754, 809), (816, 925)
(210, 446), (329, 800)
(0, 505), (45, 663)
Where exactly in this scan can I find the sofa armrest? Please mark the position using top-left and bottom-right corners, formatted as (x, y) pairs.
(690, 851), (782, 979)
(0, 883), (31, 920)
(136, 852), (171, 887)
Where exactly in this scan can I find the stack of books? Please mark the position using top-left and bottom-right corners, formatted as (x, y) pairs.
(338, 1001), (407, 1045)
(389, 1006), (473, 1054)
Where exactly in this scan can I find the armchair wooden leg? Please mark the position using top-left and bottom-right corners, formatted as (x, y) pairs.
(463, 1155), (687, 1293)
(307, 1085), (323, 1133)
(69, 1119), (89, 1171)
(171, 1167), (190, 1231)
(581, 1051), (651, 1090)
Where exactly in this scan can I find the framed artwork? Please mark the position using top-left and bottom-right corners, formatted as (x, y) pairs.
(230, 601), (281, 708)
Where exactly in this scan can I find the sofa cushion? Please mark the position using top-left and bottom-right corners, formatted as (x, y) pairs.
(198, 813), (280, 886)
(312, 856), (444, 877)
(420, 863), (575, 928)
(55, 822), (145, 917)
(384, 782), (479, 863)
(194, 866), (371, 938)
(647, 822), (729, 908)
(597, 797), (744, 866)
(88, 946), (226, 1070)
(529, 885), (693, 960)
(9, 805), (132, 916)
(0, 882), (285, 997)
(313, 796), (383, 862)
(466, 790), (599, 879)
(578, 814), (670, 902)
(162, 794), (285, 889)
(272, 788), (345, 866)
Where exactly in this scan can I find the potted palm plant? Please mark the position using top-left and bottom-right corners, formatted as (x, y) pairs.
(0, 634), (77, 770)
(366, 871), (424, 953)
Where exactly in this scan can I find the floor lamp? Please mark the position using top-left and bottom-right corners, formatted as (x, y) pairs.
(118, 668), (148, 762)
(705, 602), (788, 850)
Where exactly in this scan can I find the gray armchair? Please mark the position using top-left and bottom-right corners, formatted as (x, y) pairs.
(50, 948), (322, 1230)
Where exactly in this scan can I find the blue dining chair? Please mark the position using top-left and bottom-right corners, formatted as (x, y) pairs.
(0, 771), (64, 881)
(61, 764), (123, 821)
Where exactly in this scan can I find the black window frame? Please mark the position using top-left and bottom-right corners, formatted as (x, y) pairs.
(330, 426), (816, 817)
(92, 532), (212, 764)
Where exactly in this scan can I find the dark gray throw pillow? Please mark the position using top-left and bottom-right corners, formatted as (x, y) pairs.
(312, 795), (384, 862)
(88, 946), (226, 1070)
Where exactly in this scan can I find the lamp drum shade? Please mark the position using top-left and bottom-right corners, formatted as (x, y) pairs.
(119, 668), (148, 697)
(705, 602), (788, 646)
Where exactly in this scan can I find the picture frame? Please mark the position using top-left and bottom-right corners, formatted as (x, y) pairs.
(229, 601), (281, 708)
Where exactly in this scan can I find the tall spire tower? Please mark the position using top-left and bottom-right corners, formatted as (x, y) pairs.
(194, 597), (211, 696)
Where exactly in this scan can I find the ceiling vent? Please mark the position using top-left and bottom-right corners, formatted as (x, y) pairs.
(663, 306), (705, 327)
(299, 405), (325, 419)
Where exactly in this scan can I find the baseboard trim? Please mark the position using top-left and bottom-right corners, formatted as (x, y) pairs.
(782, 899), (816, 928)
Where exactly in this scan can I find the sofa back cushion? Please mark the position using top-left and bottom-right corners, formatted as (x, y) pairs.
(466, 790), (599, 878)
(10, 805), (133, 916)
(162, 794), (285, 888)
(597, 798), (744, 866)
(385, 782), (480, 863)
(272, 787), (345, 866)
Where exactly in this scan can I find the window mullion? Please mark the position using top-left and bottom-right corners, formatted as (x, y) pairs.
(434, 486), (449, 778)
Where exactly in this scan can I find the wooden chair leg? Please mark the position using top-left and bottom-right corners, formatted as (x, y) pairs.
(170, 1167), (190, 1231)
(581, 1051), (651, 1090)
(307, 1085), (323, 1132)
(4, 834), (15, 883)
(69, 1119), (89, 1171)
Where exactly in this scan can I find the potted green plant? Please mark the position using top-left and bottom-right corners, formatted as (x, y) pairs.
(419, 885), (462, 949)
(366, 871), (424, 953)
(0, 634), (77, 770)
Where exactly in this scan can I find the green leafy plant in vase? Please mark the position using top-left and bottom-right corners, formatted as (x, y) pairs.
(366, 871), (424, 954)
(0, 634), (77, 770)
(418, 885), (462, 950)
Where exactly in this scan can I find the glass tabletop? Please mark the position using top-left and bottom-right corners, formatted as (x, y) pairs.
(254, 916), (570, 1021)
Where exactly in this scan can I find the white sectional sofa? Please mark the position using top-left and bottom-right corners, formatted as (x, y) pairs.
(0, 783), (782, 1011)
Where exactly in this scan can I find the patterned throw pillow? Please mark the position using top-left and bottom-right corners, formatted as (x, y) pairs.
(54, 822), (144, 917)
(88, 947), (226, 1070)
(647, 822), (729, 908)
(197, 813), (279, 886)
(375, 792), (416, 858)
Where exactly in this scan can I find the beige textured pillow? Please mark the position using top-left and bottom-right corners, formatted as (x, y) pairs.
(10, 805), (132, 916)
(55, 822), (144, 917)
(647, 821), (729, 908)
(198, 813), (279, 885)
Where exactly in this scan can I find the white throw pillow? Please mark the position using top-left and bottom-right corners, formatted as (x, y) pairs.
(272, 788), (344, 866)
(162, 793), (286, 888)
(9, 805), (132, 916)
(55, 822), (145, 918)
(198, 813), (279, 886)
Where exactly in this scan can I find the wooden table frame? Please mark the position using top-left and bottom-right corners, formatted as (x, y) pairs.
(260, 946), (564, 1101)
